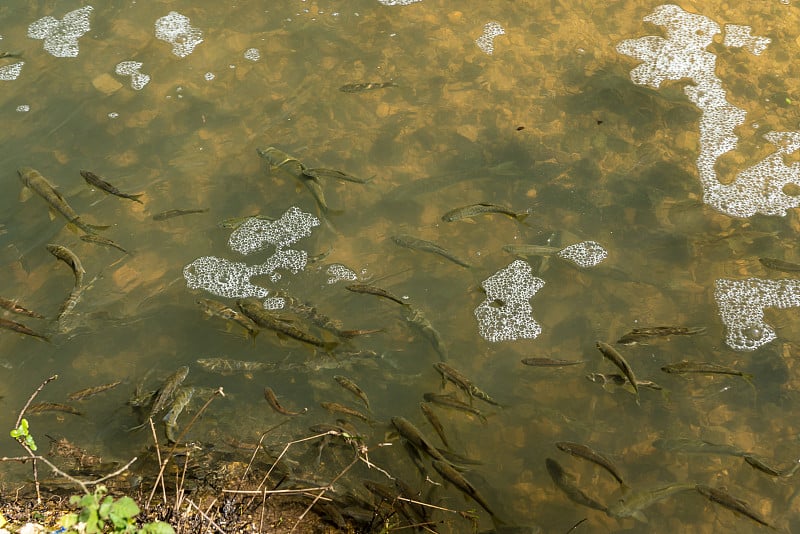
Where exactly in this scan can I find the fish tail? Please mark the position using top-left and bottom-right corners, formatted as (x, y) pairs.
(128, 194), (144, 204)
(514, 212), (530, 222)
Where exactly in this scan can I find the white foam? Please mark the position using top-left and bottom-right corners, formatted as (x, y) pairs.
(27, 6), (93, 58)
(0, 61), (23, 81)
(474, 260), (544, 342)
(616, 4), (800, 218)
(723, 24), (770, 55)
(377, 0), (422, 5)
(155, 11), (203, 58)
(326, 264), (358, 284)
(475, 21), (505, 56)
(115, 61), (150, 90)
(557, 241), (608, 268)
(714, 278), (800, 351)
(244, 48), (261, 61)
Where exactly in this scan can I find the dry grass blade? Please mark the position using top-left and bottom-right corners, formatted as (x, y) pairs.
(186, 497), (227, 534)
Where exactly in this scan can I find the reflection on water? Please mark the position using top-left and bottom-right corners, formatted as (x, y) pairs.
(1, 0), (800, 532)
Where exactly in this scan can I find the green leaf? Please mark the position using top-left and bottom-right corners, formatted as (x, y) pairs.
(20, 419), (28, 433)
(59, 512), (79, 528)
(138, 521), (176, 534)
(83, 508), (102, 533)
(111, 496), (140, 520)
(98, 496), (113, 520)
(25, 435), (37, 451)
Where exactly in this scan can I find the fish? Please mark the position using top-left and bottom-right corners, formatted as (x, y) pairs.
(333, 375), (370, 410)
(237, 298), (338, 351)
(391, 416), (448, 463)
(695, 484), (774, 528)
(555, 441), (627, 487)
(651, 437), (747, 457)
(596, 341), (640, 404)
(128, 366), (189, 431)
(196, 298), (259, 339)
(0, 297), (44, 319)
(217, 214), (274, 229)
(56, 285), (85, 323)
(404, 305), (448, 361)
(608, 483), (696, 522)
(759, 257), (800, 273)
(79, 170), (143, 204)
(152, 208), (209, 220)
(268, 290), (344, 337)
(521, 357), (585, 367)
(423, 392), (488, 422)
(362, 480), (415, 521)
(345, 283), (408, 307)
(46, 244), (85, 286)
(431, 460), (500, 519)
(586, 373), (663, 391)
(264, 387), (307, 416)
(441, 203), (529, 223)
(660, 360), (753, 379)
(196, 357), (274, 375)
(339, 81), (397, 93)
(742, 454), (800, 477)
(433, 362), (502, 406)
(502, 244), (560, 257)
(391, 234), (472, 268)
(0, 317), (49, 342)
(27, 402), (83, 416)
(79, 234), (130, 254)
(18, 167), (110, 235)
(616, 326), (706, 345)
(320, 401), (370, 422)
(302, 167), (374, 184)
(299, 172), (335, 215)
(67, 380), (122, 401)
(163, 386), (194, 443)
(545, 458), (608, 513)
(0, 51), (23, 60)
(256, 146), (305, 172)
(419, 402), (449, 448)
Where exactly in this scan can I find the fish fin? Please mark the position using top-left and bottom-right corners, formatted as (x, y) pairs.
(84, 222), (112, 231)
(128, 194), (144, 204)
(323, 341), (340, 353)
(515, 212), (530, 222)
(19, 186), (32, 202)
(632, 511), (648, 523)
(48, 207), (58, 221)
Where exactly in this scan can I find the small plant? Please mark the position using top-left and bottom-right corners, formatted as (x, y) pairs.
(60, 485), (174, 534)
(9, 418), (37, 451)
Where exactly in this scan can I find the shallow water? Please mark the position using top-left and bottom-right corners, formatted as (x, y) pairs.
(1, 1), (800, 532)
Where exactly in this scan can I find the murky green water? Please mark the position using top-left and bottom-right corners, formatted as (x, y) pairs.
(2, 1), (800, 532)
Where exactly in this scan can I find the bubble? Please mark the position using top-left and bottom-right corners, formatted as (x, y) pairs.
(616, 5), (800, 218)
(474, 260), (544, 342)
(723, 24), (770, 55)
(155, 11), (203, 58)
(228, 206), (319, 255)
(262, 297), (285, 310)
(475, 21), (505, 56)
(204, 72), (215, 81)
(27, 6), (92, 58)
(326, 264), (358, 284)
(244, 48), (261, 61)
(16, 104), (29, 112)
(0, 61), (23, 81)
(556, 241), (608, 268)
(185, 207), (318, 299)
(115, 61), (150, 90)
(108, 112), (119, 119)
(713, 277), (800, 351)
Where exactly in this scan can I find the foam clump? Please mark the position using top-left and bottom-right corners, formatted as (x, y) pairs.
(714, 278), (800, 351)
(723, 24), (770, 55)
(557, 241), (608, 268)
(155, 11), (203, 58)
(27, 6), (93, 58)
(228, 206), (319, 255)
(474, 260), (544, 342)
(244, 48), (261, 61)
(184, 207), (316, 299)
(475, 22), (505, 56)
(616, 4), (800, 218)
(326, 264), (358, 284)
(0, 61), (23, 81)
(184, 256), (269, 299)
(115, 61), (150, 90)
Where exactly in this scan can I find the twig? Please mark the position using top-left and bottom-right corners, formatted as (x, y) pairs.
(186, 497), (227, 534)
(237, 420), (290, 490)
(290, 453), (359, 533)
(16, 374), (58, 427)
(146, 387), (224, 509)
(147, 418), (167, 506)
